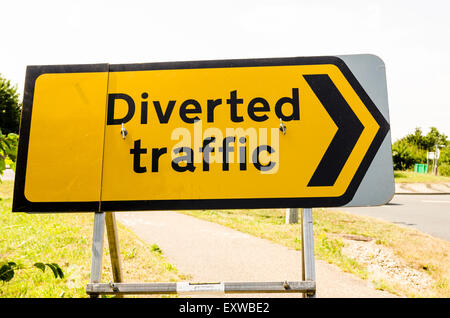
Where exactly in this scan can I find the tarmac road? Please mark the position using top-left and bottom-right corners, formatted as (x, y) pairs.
(330, 194), (450, 241)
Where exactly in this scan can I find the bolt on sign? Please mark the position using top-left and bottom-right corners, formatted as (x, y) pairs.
(12, 55), (394, 213)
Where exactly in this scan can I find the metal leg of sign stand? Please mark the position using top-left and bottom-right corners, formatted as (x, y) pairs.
(88, 211), (123, 298)
(105, 212), (123, 284)
(89, 212), (105, 298)
(301, 208), (316, 298)
(286, 208), (299, 224)
(87, 209), (317, 297)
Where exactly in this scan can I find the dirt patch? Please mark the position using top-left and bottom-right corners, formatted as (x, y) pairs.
(338, 235), (434, 296)
(340, 234), (372, 242)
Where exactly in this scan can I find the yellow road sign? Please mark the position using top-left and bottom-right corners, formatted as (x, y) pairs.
(13, 57), (391, 212)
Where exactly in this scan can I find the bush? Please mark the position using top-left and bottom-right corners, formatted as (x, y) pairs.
(439, 146), (450, 164)
(0, 130), (18, 174)
(437, 147), (450, 176)
(0, 75), (21, 135)
(393, 127), (449, 171)
(392, 139), (426, 170)
(439, 163), (450, 177)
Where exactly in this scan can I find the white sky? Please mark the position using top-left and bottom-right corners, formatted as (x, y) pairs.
(1, 0), (449, 142)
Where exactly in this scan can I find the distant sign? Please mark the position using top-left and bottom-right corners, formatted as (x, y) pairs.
(13, 55), (393, 212)
(427, 151), (440, 160)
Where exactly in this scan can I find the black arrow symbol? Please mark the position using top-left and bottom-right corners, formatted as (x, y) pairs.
(303, 74), (365, 187)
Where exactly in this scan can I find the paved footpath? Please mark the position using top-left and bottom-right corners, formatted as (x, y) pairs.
(116, 211), (395, 298)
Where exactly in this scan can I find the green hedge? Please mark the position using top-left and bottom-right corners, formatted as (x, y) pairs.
(439, 163), (450, 177)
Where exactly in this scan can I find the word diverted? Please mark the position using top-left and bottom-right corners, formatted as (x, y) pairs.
(107, 89), (299, 174)
(107, 89), (300, 125)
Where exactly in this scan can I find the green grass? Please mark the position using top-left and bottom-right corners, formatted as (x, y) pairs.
(183, 208), (450, 297)
(394, 170), (450, 183)
(0, 181), (185, 298)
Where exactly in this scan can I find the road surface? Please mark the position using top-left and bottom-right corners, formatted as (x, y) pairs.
(116, 211), (394, 298)
(331, 194), (450, 241)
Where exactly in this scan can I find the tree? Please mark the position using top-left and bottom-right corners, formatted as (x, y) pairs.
(0, 129), (18, 174)
(404, 127), (448, 151)
(0, 75), (21, 135)
(425, 127), (448, 149)
(405, 127), (428, 149)
(0, 75), (20, 176)
(392, 127), (449, 172)
(392, 139), (425, 170)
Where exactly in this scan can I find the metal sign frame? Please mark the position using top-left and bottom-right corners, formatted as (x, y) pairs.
(86, 208), (316, 298)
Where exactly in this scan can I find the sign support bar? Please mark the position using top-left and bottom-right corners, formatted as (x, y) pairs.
(89, 211), (124, 298)
(86, 281), (316, 295)
(285, 208), (299, 224)
(89, 212), (105, 298)
(105, 212), (124, 297)
(86, 209), (317, 297)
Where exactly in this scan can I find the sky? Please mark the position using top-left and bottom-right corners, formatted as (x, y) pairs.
(1, 0), (449, 142)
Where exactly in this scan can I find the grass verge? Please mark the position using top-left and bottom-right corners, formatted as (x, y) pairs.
(0, 181), (185, 298)
(183, 208), (450, 297)
(394, 170), (450, 183)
